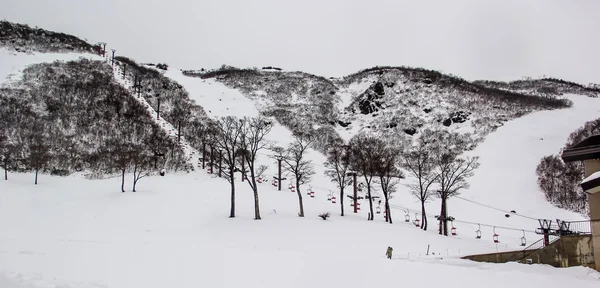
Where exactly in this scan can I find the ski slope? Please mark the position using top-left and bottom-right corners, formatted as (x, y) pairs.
(1, 49), (600, 287)
(163, 69), (331, 190)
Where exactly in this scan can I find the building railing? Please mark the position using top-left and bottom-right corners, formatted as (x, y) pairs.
(554, 219), (599, 236)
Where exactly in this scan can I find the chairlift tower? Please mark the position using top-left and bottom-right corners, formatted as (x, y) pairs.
(536, 219), (554, 246)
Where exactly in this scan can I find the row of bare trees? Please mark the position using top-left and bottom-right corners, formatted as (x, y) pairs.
(203, 116), (324, 219)
(323, 129), (479, 236)
(205, 116), (274, 220)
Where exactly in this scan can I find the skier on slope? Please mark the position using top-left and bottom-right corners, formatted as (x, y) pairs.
(386, 246), (393, 259)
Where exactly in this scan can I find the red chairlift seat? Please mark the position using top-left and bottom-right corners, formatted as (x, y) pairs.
(450, 221), (457, 236)
(493, 227), (499, 243)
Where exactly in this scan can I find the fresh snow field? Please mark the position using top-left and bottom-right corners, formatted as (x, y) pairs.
(1, 49), (599, 287)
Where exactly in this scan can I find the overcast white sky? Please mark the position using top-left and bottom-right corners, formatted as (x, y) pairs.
(1, 0), (599, 84)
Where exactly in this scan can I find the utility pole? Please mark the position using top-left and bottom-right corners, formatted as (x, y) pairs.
(178, 120), (181, 144)
(157, 97), (161, 120)
(111, 49), (116, 67)
(347, 172), (358, 213)
(277, 157), (283, 191)
(537, 219), (553, 246)
(133, 75), (142, 98)
(99, 42), (107, 57)
(353, 173), (358, 213)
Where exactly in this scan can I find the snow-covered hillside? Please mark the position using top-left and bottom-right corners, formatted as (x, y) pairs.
(163, 64), (600, 247)
(1, 24), (600, 287)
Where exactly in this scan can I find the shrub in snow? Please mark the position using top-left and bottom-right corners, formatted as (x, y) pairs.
(156, 63), (168, 70)
(318, 212), (330, 220)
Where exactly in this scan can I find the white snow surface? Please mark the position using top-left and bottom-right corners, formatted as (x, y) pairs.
(1, 49), (600, 287)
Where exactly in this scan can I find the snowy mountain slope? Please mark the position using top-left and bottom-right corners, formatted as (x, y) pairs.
(1, 42), (595, 247)
(2, 20), (600, 288)
(165, 63), (597, 247)
(163, 68), (331, 190)
(1, 172), (599, 288)
(184, 66), (585, 154)
(386, 94), (600, 246)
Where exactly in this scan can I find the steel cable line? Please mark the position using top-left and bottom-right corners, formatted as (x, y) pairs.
(452, 195), (540, 221)
(388, 204), (537, 234)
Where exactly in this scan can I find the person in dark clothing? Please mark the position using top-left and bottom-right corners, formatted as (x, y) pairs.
(386, 246), (393, 259)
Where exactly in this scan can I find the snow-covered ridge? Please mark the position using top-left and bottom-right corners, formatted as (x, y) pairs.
(182, 65), (580, 155)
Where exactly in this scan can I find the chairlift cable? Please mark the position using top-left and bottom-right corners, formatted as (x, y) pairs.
(452, 195), (540, 221)
(387, 204), (537, 233)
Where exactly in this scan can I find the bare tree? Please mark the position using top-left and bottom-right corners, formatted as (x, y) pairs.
(187, 118), (213, 169)
(374, 144), (403, 224)
(432, 131), (480, 235)
(349, 133), (383, 221)
(25, 120), (51, 185)
(401, 131), (438, 230)
(282, 133), (315, 217)
(0, 141), (19, 181)
(240, 116), (273, 220)
(212, 116), (243, 218)
(28, 140), (51, 185)
(130, 144), (154, 192)
(324, 142), (352, 216)
(107, 140), (132, 192)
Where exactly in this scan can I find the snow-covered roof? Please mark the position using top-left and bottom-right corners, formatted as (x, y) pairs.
(582, 171), (600, 184)
(561, 135), (600, 162)
(581, 171), (600, 193)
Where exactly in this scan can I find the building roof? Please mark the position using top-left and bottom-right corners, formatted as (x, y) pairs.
(561, 135), (600, 162)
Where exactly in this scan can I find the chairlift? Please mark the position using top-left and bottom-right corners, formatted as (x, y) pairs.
(327, 194), (332, 201)
(493, 227), (499, 243)
(404, 210), (410, 222)
(413, 213), (420, 227)
(376, 206), (381, 214)
(475, 224), (481, 239)
(451, 221), (457, 236)
(520, 230), (527, 246)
